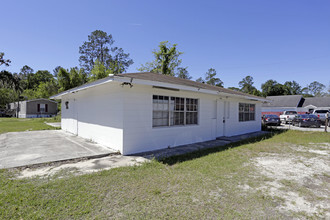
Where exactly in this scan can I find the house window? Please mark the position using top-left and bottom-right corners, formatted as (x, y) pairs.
(153, 95), (198, 127)
(239, 103), (255, 122)
(37, 104), (46, 113)
(153, 96), (169, 127)
(65, 101), (69, 109)
(186, 98), (198, 125)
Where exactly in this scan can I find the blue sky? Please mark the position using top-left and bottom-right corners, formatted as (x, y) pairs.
(1, 0), (329, 90)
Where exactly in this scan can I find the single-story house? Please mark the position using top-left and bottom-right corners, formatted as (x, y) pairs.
(51, 72), (268, 155)
(7, 98), (58, 118)
(302, 97), (330, 112)
(262, 95), (330, 116)
(261, 95), (305, 116)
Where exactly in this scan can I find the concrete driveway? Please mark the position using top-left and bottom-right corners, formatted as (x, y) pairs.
(0, 130), (115, 169)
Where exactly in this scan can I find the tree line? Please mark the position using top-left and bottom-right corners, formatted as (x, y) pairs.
(1, 30), (329, 108)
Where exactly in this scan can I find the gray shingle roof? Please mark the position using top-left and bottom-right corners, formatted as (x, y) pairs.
(302, 97), (330, 108)
(119, 72), (263, 100)
(262, 95), (303, 107)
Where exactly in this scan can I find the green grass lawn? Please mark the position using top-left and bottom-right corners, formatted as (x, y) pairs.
(0, 130), (329, 219)
(0, 117), (60, 134)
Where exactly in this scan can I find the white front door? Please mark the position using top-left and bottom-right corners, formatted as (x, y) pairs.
(217, 100), (228, 137)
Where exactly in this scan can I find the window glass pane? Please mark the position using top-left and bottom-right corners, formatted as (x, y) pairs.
(154, 96), (198, 127)
(239, 103), (255, 122)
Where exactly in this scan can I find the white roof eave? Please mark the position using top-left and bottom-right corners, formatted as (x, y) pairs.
(50, 77), (115, 99)
(114, 76), (269, 102)
(50, 75), (268, 102)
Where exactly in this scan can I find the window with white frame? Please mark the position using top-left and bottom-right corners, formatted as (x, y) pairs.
(186, 98), (198, 125)
(239, 103), (255, 122)
(153, 95), (198, 127)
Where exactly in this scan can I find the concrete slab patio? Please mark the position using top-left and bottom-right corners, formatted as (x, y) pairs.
(0, 130), (115, 169)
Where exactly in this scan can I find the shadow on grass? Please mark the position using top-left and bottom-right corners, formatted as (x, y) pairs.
(160, 128), (288, 166)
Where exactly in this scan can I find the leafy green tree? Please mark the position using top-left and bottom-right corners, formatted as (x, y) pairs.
(35, 80), (59, 98)
(238, 76), (256, 94)
(196, 77), (205, 83)
(0, 70), (15, 88)
(0, 52), (11, 67)
(18, 65), (34, 90)
(57, 67), (88, 91)
(305, 81), (325, 97)
(261, 80), (285, 97)
(79, 30), (133, 73)
(283, 81), (302, 95)
(57, 68), (71, 91)
(176, 67), (192, 79)
(205, 68), (223, 87)
(89, 60), (113, 82)
(53, 66), (63, 78)
(138, 41), (183, 76)
(26, 70), (53, 90)
(195, 68), (224, 87)
(0, 88), (16, 108)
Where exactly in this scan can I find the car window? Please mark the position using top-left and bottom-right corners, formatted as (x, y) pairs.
(287, 111), (297, 115)
(315, 110), (328, 113)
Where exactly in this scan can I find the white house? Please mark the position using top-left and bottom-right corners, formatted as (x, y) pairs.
(51, 72), (268, 155)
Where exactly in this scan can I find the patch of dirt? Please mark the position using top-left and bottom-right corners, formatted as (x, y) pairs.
(252, 143), (330, 218)
(16, 155), (149, 179)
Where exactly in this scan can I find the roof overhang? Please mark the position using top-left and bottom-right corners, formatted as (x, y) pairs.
(51, 75), (269, 102)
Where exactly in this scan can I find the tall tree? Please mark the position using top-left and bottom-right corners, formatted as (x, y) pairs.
(283, 81), (302, 95)
(0, 52), (11, 67)
(138, 41), (183, 76)
(176, 67), (192, 79)
(196, 77), (205, 83)
(26, 70), (53, 89)
(57, 67), (87, 91)
(89, 60), (113, 82)
(196, 68), (223, 87)
(238, 76), (258, 94)
(53, 66), (63, 78)
(261, 80), (285, 97)
(205, 68), (223, 87)
(306, 81), (325, 97)
(79, 30), (133, 74)
(18, 65), (34, 90)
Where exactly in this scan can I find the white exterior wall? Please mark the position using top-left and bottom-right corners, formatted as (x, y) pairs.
(60, 82), (262, 155)
(121, 84), (261, 155)
(61, 82), (124, 153)
(223, 99), (261, 137)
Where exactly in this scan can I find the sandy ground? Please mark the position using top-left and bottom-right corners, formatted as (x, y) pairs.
(253, 143), (330, 218)
(17, 155), (149, 178)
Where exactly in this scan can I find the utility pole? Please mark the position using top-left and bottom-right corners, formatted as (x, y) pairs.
(325, 112), (329, 133)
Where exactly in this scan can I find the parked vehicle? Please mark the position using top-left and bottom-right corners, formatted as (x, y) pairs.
(0, 109), (15, 117)
(311, 109), (329, 125)
(262, 114), (281, 126)
(280, 111), (297, 124)
(292, 114), (321, 128)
